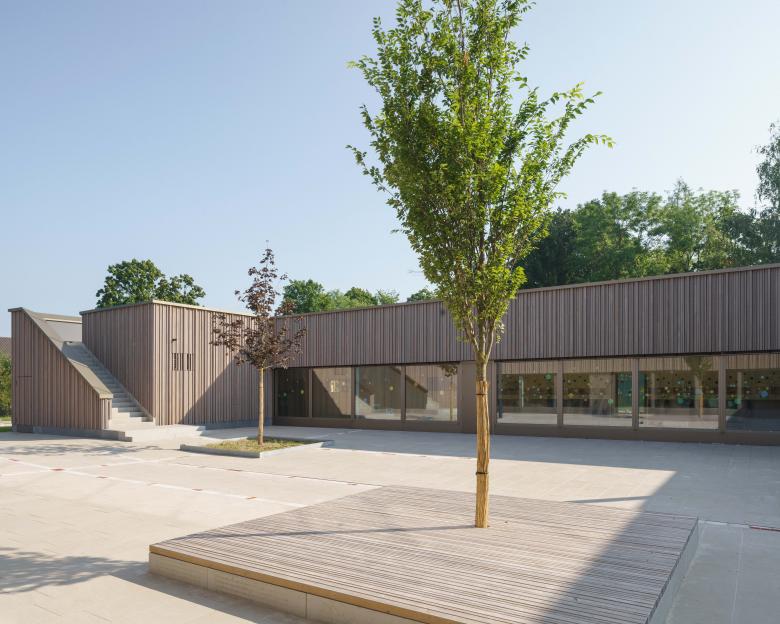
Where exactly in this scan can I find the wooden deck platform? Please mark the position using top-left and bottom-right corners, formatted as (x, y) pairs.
(150, 486), (698, 624)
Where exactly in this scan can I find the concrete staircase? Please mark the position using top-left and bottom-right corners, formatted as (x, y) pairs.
(77, 350), (155, 432)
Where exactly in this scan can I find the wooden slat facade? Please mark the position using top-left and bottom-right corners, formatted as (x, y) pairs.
(151, 486), (698, 624)
(286, 264), (780, 367)
(82, 302), (155, 415)
(151, 302), (259, 427)
(10, 309), (111, 431)
(13, 264), (779, 438)
(82, 302), (262, 427)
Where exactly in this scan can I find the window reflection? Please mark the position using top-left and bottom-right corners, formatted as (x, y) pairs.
(639, 356), (719, 429)
(563, 368), (632, 427)
(405, 364), (458, 422)
(498, 362), (557, 425)
(312, 368), (351, 418)
(355, 366), (403, 420)
(726, 354), (780, 431)
(275, 368), (308, 418)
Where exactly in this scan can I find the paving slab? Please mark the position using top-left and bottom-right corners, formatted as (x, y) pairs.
(2, 428), (780, 622)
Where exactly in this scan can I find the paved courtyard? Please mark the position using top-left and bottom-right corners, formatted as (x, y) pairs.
(1, 426), (779, 623)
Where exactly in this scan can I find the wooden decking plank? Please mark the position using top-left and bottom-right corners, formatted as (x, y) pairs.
(167, 524), (672, 599)
(151, 486), (697, 624)
(157, 502), (678, 609)
(156, 540), (655, 622)
(172, 507), (683, 581)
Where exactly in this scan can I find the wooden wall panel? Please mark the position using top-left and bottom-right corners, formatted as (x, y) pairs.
(82, 303), (154, 414)
(151, 303), (258, 427)
(11, 310), (109, 431)
(286, 265), (780, 367)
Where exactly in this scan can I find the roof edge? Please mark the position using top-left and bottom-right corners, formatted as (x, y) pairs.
(66, 261), (780, 320)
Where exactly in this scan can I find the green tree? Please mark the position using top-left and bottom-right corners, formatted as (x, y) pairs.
(757, 122), (780, 210)
(375, 289), (401, 305)
(651, 181), (742, 273)
(573, 191), (661, 282)
(351, 0), (608, 526)
(282, 279), (328, 313)
(407, 287), (437, 301)
(0, 354), (11, 417)
(523, 209), (578, 288)
(343, 287), (378, 307)
(96, 259), (205, 308)
(283, 281), (400, 312)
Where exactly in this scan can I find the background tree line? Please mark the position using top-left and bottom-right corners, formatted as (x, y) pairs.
(525, 125), (780, 287)
(280, 279), (437, 313)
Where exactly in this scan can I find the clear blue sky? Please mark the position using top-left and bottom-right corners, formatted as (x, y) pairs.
(2, 0), (779, 336)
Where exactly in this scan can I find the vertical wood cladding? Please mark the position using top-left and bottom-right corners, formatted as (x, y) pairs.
(286, 265), (780, 367)
(151, 303), (258, 427)
(11, 310), (109, 431)
(82, 303), (154, 415)
(83, 302), (258, 426)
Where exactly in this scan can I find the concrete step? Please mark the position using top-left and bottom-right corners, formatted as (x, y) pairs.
(79, 345), (157, 432)
(114, 406), (144, 414)
(116, 424), (208, 442)
(110, 412), (148, 420)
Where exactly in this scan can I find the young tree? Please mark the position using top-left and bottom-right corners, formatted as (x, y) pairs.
(351, 0), (609, 526)
(96, 259), (205, 308)
(211, 249), (306, 446)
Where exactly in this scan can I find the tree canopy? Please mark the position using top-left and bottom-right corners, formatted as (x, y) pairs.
(95, 259), (206, 308)
(407, 287), (437, 302)
(757, 122), (780, 211)
(523, 180), (780, 288)
(351, 0), (607, 526)
(281, 279), (400, 313)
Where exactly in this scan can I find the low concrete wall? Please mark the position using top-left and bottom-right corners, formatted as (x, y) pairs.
(149, 553), (417, 623)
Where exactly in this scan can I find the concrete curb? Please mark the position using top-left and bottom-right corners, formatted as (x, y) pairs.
(179, 439), (332, 459)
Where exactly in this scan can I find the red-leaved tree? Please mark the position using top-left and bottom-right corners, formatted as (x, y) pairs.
(211, 249), (306, 445)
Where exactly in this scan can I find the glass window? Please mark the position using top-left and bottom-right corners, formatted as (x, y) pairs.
(498, 362), (557, 425)
(275, 368), (309, 418)
(355, 366), (403, 420)
(405, 364), (458, 422)
(563, 364), (632, 427)
(312, 367), (351, 418)
(726, 354), (780, 431)
(639, 356), (719, 429)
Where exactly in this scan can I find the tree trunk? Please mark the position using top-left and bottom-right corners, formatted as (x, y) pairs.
(258, 368), (265, 446)
(475, 358), (490, 528)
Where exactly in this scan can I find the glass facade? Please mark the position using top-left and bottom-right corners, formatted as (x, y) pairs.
(355, 366), (403, 420)
(405, 364), (458, 422)
(639, 356), (719, 429)
(498, 362), (557, 425)
(274, 367), (308, 418)
(563, 364), (632, 427)
(311, 367), (351, 418)
(726, 354), (780, 431)
(276, 354), (780, 437)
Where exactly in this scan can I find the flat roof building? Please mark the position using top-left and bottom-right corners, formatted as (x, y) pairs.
(9, 264), (780, 444)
